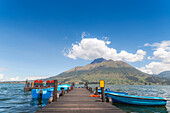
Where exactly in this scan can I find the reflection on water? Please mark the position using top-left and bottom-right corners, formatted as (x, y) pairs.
(31, 99), (48, 107)
(114, 103), (168, 113)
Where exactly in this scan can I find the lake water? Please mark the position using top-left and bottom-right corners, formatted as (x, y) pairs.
(0, 84), (170, 113)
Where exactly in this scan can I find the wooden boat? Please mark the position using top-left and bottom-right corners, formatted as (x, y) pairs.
(106, 92), (167, 106)
(97, 88), (128, 95)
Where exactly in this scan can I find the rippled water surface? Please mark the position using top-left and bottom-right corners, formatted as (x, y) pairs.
(1, 84), (170, 113)
(0, 84), (45, 113)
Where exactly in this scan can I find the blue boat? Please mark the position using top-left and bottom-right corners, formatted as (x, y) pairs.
(106, 92), (167, 106)
(32, 84), (71, 99)
(97, 88), (128, 95)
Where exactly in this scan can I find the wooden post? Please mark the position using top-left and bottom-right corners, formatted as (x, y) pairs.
(95, 87), (98, 95)
(62, 88), (64, 96)
(101, 87), (105, 102)
(67, 87), (69, 93)
(25, 79), (28, 87)
(85, 82), (88, 89)
(100, 80), (105, 102)
(27, 82), (30, 88)
(71, 85), (73, 90)
(73, 82), (75, 87)
(53, 80), (58, 102)
(90, 87), (92, 93)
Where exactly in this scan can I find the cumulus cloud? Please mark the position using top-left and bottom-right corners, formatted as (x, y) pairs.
(65, 38), (146, 62)
(138, 41), (170, 74)
(145, 41), (170, 50)
(138, 62), (170, 74)
(136, 67), (153, 74)
(152, 48), (170, 63)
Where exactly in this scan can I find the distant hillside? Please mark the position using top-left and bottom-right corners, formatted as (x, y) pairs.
(45, 58), (170, 85)
(157, 71), (170, 78)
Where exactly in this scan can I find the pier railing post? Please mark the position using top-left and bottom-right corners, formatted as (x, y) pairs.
(95, 87), (98, 95)
(88, 87), (92, 93)
(67, 87), (69, 93)
(27, 82), (30, 88)
(71, 85), (73, 90)
(53, 80), (58, 102)
(73, 82), (75, 87)
(100, 80), (105, 102)
(25, 79), (28, 87)
(85, 82), (88, 89)
(101, 87), (105, 102)
(61, 88), (64, 96)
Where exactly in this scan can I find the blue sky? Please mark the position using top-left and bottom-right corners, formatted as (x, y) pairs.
(0, 0), (170, 81)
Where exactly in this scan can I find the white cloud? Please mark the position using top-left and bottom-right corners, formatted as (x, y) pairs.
(102, 36), (109, 40)
(65, 38), (146, 62)
(136, 67), (153, 74)
(25, 76), (49, 80)
(9, 76), (19, 81)
(105, 41), (111, 45)
(119, 50), (146, 62)
(0, 74), (3, 80)
(81, 32), (90, 39)
(138, 62), (170, 74)
(145, 41), (170, 63)
(147, 56), (152, 60)
(138, 40), (170, 74)
(145, 41), (170, 51)
(152, 48), (170, 63)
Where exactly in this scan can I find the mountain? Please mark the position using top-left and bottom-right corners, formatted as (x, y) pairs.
(45, 58), (170, 85)
(90, 58), (106, 64)
(157, 71), (170, 78)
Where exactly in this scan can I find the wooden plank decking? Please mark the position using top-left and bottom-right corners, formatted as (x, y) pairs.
(36, 88), (124, 113)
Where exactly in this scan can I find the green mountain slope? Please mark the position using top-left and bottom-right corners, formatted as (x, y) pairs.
(45, 58), (170, 85)
(157, 71), (170, 78)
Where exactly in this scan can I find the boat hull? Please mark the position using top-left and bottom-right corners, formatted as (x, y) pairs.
(97, 89), (128, 95)
(32, 84), (71, 99)
(107, 93), (167, 106)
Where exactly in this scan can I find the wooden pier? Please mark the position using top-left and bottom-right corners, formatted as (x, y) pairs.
(36, 88), (124, 113)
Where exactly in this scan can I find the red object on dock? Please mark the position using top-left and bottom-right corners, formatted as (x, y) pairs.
(46, 80), (51, 87)
(51, 80), (54, 87)
(90, 94), (100, 97)
(39, 80), (43, 83)
(34, 80), (39, 87)
(34, 80), (38, 83)
(39, 80), (43, 87)
(46, 80), (50, 83)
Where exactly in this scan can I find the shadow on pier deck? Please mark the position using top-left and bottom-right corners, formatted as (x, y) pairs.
(36, 88), (124, 113)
